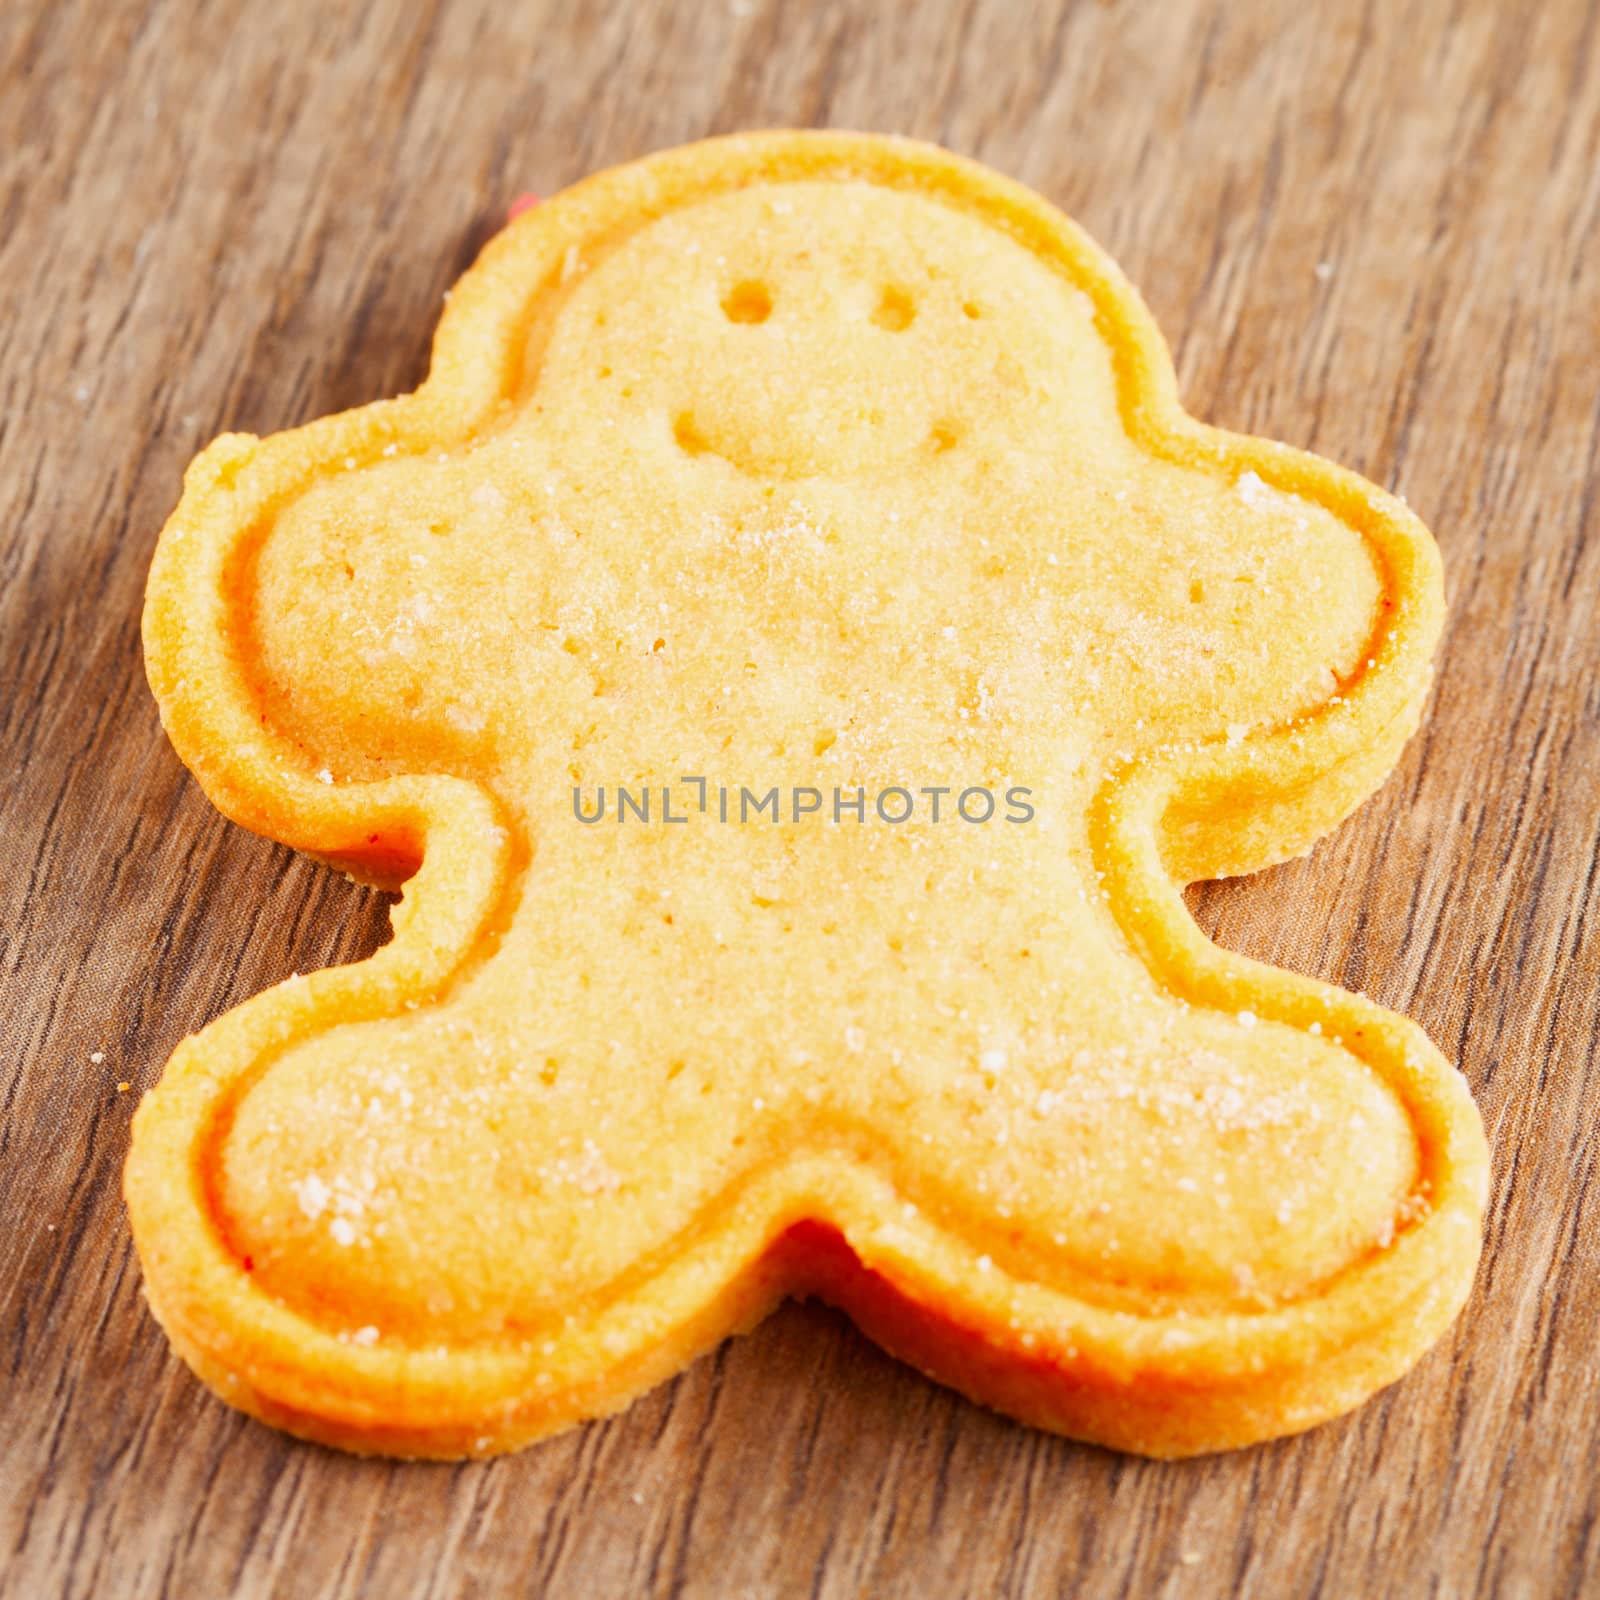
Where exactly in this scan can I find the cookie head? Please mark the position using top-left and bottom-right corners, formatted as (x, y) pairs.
(131, 133), (1487, 1459)
(547, 179), (1112, 480)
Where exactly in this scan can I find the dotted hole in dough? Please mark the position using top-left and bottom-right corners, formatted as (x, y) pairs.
(872, 285), (916, 331)
(722, 280), (773, 324)
(673, 412), (712, 456)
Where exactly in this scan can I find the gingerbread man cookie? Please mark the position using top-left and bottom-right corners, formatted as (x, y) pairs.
(128, 133), (1488, 1458)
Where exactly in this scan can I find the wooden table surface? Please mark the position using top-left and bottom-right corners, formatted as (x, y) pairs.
(4, 0), (1599, 1594)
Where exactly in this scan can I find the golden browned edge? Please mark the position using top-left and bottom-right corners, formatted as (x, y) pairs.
(125, 131), (1490, 1460)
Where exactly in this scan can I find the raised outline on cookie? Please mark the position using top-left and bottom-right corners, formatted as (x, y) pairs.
(127, 131), (1488, 1459)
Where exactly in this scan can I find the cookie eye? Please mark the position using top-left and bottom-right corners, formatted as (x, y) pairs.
(721, 280), (773, 324)
(872, 285), (916, 331)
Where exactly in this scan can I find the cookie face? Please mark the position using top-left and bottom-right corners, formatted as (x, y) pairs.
(129, 132), (1488, 1458)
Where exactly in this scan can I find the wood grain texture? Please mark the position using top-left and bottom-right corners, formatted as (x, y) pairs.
(2, 0), (1597, 1593)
